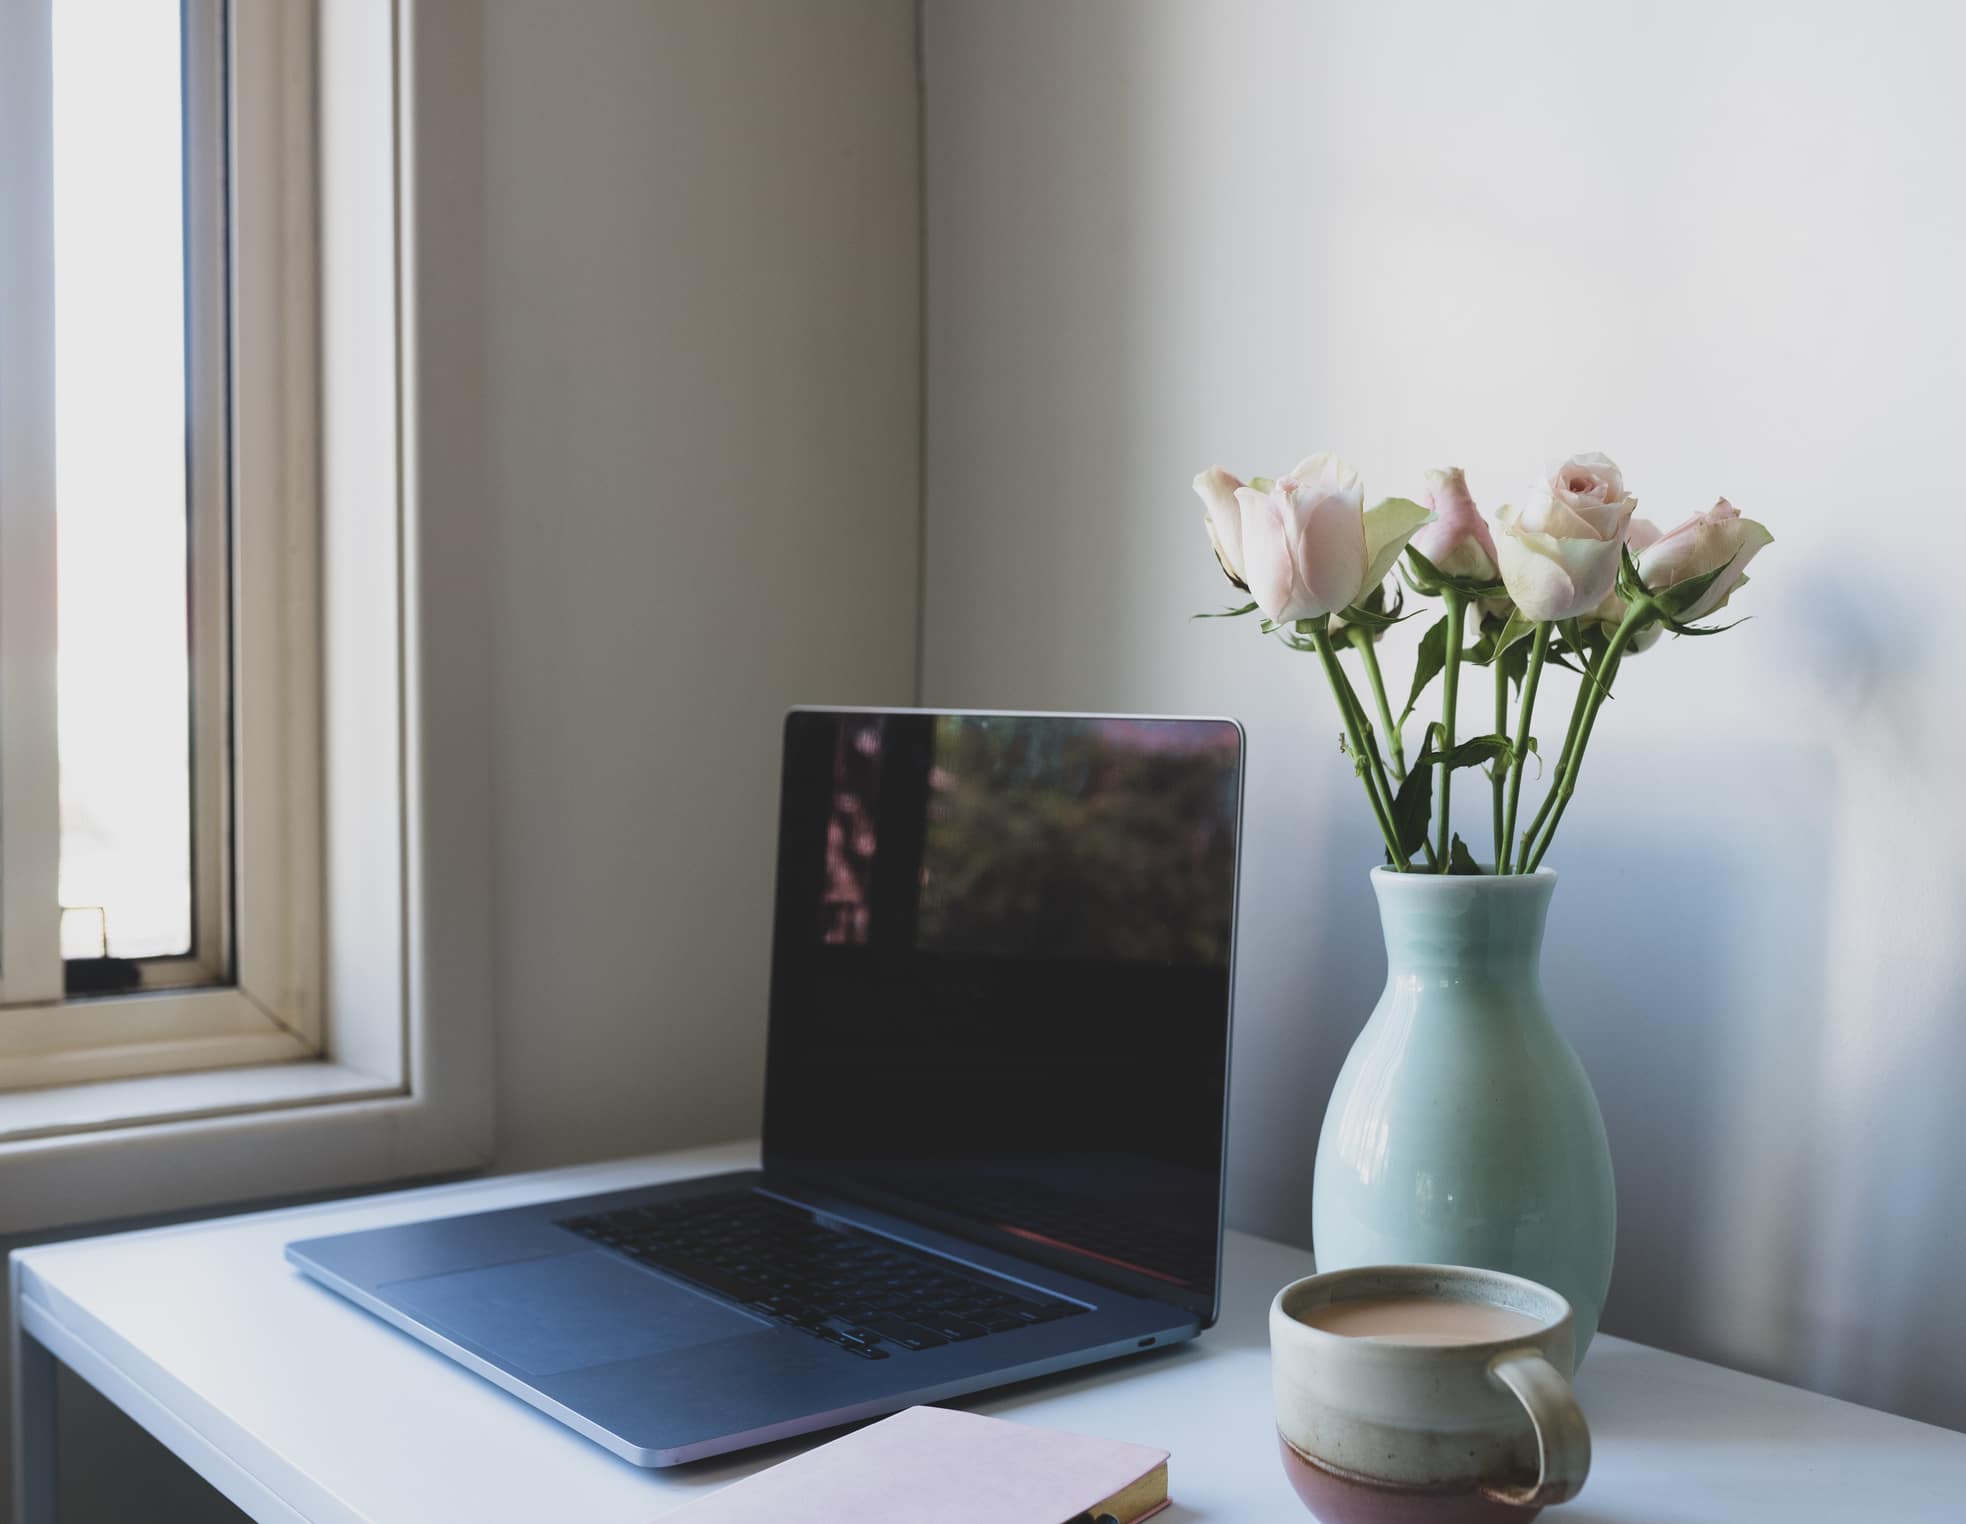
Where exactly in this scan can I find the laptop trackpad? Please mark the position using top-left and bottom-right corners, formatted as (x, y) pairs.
(380, 1251), (766, 1377)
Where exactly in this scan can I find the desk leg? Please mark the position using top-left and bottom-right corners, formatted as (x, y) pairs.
(10, 1329), (56, 1524)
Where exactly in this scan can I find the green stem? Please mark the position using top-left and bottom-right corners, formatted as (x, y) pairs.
(1349, 625), (1406, 782)
(1347, 660), (1437, 869)
(1524, 603), (1650, 871)
(1342, 673), (1408, 865)
(1434, 590), (1465, 871)
(1338, 645), (1410, 868)
(1491, 657), (1507, 873)
(1501, 623), (1552, 877)
(1309, 626), (1409, 870)
(1344, 638), (1436, 869)
(1342, 677), (1394, 817)
(1513, 631), (1593, 872)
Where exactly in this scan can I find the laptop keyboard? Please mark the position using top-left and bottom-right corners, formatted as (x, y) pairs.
(559, 1192), (1086, 1360)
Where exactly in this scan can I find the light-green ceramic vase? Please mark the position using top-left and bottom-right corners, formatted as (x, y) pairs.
(1310, 867), (1616, 1359)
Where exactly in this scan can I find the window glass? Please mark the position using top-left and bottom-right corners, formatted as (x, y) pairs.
(51, 0), (195, 961)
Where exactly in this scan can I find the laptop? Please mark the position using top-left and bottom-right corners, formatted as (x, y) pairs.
(287, 707), (1244, 1466)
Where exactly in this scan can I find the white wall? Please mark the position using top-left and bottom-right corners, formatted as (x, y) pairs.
(922, 0), (1966, 1428)
(481, 0), (922, 1169)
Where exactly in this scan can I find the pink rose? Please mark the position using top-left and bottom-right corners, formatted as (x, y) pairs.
(1495, 452), (1638, 622)
(1234, 457), (1368, 625)
(1231, 455), (1434, 627)
(1635, 498), (1773, 621)
(1411, 467), (1499, 581)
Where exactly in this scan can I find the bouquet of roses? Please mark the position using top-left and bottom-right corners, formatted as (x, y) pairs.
(1193, 452), (1771, 873)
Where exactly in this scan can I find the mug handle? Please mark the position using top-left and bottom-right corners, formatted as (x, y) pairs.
(1481, 1348), (1592, 1508)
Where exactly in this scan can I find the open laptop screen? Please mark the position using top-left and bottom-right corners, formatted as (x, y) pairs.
(763, 709), (1242, 1323)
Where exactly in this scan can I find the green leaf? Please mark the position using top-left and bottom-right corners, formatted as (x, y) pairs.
(1400, 616), (1451, 724)
(1193, 601), (1260, 620)
(1652, 550), (1741, 620)
(1337, 580), (1409, 647)
(1543, 646), (1582, 674)
(1662, 612), (1752, 638)
(1402, 543), (1507, 600)
(1617, 543), (1648, 601)
(1469, 605), (1536, 667)
(1500, 624), (1534, 695)
(1480, 731), (1536, 780)
(1389, 754), (1434, 862)
(1437, 733), (1512, 771)
(1388, 726), (1500, 866)
(1335, 599), (1410, 631)
(1363, 499), (1438, 590)
(1448, 834), (1483, 875)
(1369, 580), (1406, 621)
(1402, 543), (1448, 594)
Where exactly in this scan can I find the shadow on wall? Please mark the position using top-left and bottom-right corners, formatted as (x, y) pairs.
(1542, 742), (1833, 1377)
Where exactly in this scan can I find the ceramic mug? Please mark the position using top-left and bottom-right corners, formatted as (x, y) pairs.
(1271, 1264), (1590, 1522)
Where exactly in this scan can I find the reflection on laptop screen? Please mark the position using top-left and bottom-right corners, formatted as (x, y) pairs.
(763, 710), (1242, 1322)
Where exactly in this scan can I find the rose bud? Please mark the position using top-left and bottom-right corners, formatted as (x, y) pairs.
(1495, 452), (1638, 622)
(1411, 467), (1500, 581)
(1635, 498), (1773, 622)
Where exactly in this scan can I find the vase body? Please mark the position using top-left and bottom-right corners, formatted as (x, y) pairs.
(1310, 868), (1616, 1358)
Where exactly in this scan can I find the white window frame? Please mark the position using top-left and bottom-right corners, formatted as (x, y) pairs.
(0, 0), (318, 1070)
(0, 0), (492, 1234)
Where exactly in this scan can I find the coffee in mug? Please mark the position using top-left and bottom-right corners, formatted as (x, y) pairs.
(1298, 1294), (1546, 1345)
(1271, 1264), (1590, 1522)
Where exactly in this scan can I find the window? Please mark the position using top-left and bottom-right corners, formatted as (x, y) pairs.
(54, 0), (223, 988)
(1, 0), (322, 1088)
(0, 0), (490, 1235)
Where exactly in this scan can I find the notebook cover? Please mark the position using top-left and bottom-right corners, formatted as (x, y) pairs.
(661, 1405), (1170, 1523)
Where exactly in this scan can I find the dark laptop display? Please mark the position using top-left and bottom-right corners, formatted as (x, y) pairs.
(764, 710), (1241, 1322)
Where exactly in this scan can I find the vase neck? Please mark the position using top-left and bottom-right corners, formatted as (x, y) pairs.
(1371, 871), (1555, 981)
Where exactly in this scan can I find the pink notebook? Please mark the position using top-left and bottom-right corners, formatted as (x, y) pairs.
(662, 1406), (1171, 1523)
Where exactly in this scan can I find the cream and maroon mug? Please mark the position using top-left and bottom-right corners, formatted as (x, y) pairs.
(1270, 1264), (1590, 1522)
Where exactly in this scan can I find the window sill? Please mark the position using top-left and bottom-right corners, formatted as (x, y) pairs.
(0, 988), (314, 1095)
(0, 1057), (486, 1239)
(0, 1055), (396, 1146)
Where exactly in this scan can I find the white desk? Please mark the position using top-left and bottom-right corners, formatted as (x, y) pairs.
(11, 1140), (1966, 1523)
